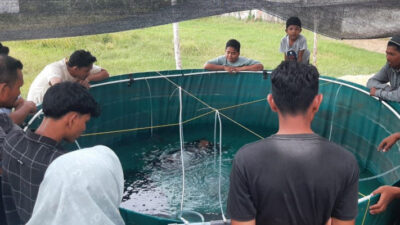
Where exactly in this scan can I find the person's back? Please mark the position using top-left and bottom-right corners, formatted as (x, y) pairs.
(2, 82), (100, 224)
(228, 61), (359, 225)
(230, 134), (358, 224)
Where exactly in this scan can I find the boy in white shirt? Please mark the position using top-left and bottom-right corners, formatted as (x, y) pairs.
(27, 50), (109, 105)
(279, 17), (310, 64)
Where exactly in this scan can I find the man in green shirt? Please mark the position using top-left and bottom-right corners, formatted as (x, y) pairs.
(204, 39), (263, 73)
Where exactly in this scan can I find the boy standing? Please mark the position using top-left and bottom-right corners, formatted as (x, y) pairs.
(204, 39), (263, 73)
(280, 17), (310, 64)
(2, 82), (100, 224)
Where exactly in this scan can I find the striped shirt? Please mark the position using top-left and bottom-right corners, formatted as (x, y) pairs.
(1, 129), (66, 224)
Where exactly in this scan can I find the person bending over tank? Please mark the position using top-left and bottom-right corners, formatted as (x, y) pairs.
(227, 61), (359, 225)
(204, 39), (263, 73)
(0, 44), (37, 125)
(2, 82), (100, 225)
(367, 36), (400, 102)
(27, 50), (109, 105)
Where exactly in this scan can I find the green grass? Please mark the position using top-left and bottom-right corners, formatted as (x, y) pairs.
(3, 16), (385, 97)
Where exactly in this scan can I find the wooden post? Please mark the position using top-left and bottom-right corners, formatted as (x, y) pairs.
(313, 19), (318, 66)
(172, 0), (182, 69)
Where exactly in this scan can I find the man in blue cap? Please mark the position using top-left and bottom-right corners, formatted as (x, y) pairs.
(367, 36), (400, 102)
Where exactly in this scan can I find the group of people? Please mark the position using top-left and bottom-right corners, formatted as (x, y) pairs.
(0, 45), (122, 225)
(0, 15), (399, 225)
(204, 17), (309, 74)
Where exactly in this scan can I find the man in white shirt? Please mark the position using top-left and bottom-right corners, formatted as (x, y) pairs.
(27, 50), (109, 105)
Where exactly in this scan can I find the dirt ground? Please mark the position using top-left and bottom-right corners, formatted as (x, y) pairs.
(342, 38), (389, 54)
(337, 38), (388, 86)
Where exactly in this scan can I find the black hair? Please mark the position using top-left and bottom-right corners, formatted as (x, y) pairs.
(42, 82), (101, 119)
(286, 16), (302, 28)
(388, 42), (400, 53)
(67, 50), (97, 68)
(0, 55), (23, 86)
(270, 61), (319, 115)
(225, 39), (241, 53)
(0, 43), (10, 55)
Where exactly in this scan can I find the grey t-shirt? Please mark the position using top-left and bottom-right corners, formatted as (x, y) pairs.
(206, 55), (261, 67)
(228, 133), (359, 225)
(280, 34), (310, 63)
(366, 63), (400, 102)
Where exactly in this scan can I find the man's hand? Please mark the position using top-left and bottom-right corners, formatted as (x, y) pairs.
(13, 97), (25, 109)
(9, 99), (37, 125)
(21, 101), (37, 115)
(369, 186), (400, 214)
(224, 66), (238, 74)
(378, 133), (400, 152)
(370, 87), (377, 96)
(77, 78), (90, 88)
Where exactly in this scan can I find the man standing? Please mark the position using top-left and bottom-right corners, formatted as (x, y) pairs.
(367, 36), (400, 102)
(228, 61), (359, 225)
(27, 50), (109, 104)
(2, 82), (100, 224)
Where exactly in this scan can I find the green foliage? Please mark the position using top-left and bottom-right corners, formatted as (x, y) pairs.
(3, 17), (385, 97)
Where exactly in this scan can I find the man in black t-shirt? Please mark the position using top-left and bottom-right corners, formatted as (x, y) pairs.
(227, 61), (359, 225)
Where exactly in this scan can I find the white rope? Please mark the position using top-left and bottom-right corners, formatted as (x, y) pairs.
(215, 110), (227, 222)
(328, 85), (342, 141)
(359, 165), (400, 182)
(23, 109), (43, 131)
(358, 194), (373, 204)
(178, 87), (185, 212)
(144, 79), (154, 136)
(213, 111), (218, 169)
(75, 140), (81, 149)
(178, 210), (205, 224)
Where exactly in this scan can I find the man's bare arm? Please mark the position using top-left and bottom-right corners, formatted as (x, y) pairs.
(87, 69), (109, 82)
(204, 63), (237, 73)
(231, 219), (256, 225)
(331, 218), (355, 225)
(49, 77), (63, 86)
(236, 64), (264, 71)
(9, 100), (37, 125)
(297, 50), (305, 63)
(204, 63), (226, 71)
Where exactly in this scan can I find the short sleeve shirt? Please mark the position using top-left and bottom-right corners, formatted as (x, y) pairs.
(27, 59), (102, 105)
(280, 34), (310, 63)
(206, 56), (261, 67)
(228, 134), (359, 225)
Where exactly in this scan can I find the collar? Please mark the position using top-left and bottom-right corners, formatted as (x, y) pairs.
(27, 129), (63, 149)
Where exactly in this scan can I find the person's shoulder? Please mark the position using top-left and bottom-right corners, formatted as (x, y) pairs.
(236, 137), (274, 157)
(316, 135), (357, 163)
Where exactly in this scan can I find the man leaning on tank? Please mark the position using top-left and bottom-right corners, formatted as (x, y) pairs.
(227, 61), (359, 225)
(204, 39), (263, 73)
(367, 36), (400, 102)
